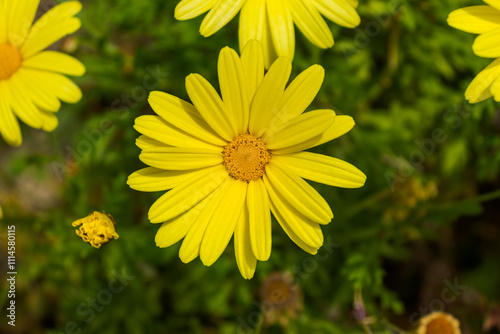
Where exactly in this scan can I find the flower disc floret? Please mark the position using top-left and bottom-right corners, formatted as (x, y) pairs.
(0, 44), (22, 80)
(223, 134), (271, 182)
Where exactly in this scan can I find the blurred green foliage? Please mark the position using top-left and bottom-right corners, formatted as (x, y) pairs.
(1, 0), (500, 333)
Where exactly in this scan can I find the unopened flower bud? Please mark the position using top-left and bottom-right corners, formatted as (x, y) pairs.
(72, 212), (119, 249)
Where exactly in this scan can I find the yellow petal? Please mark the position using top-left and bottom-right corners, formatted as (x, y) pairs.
(274, 152), (366, 188)
(0, 1), (7, 44)
(269, 200), (318, 254)
(128, 167), (204, 192)
(148, 165), (228, 224)
(186, 73), (237, 141)
(267, 0), (295, 60)
(234, 205), (257, 279)
(21, 1), (83, 59)
(465, 58), (500, 103)
(155, 220), (190, 248)
(139, 147), (223, 170)
(488, 71), (500, 101)
(265, 109), (335, 150)
(265, 162), (333, 224)
(248, 57), (291, 137)
(269, 64), (325, 131)
(14, 68), (61, 112)
(134, 115), (221, 151)
(448, 6), (500, 34)
(22, 51), (85, 76)
(200, 0), (246, 37)
(483, 0), (500, 12)
(273, 115), (355, 155)
(40, 110), (58, 131)
(155, 194), (214, 247)
(136, 135), (170, 150)
(247, 179), (272, 261)
(239, 0), (266, 57)
(346, 0), (358, 7)
(289, 0), (334, 48)
(35, 70), (82, 103)
(0, 81), (22, 146)
(240, 40), (265, 99)
(179, 179), (230, 263)
(200, 179), (247, 266)
(264, 174), (324, 249)
(473, 27), (500, 57)
(7, 73), (43, 129)
(218, 47), (249, 133)
(175, 0), (217, 20)
(148, 91), (226, 146)
(261, 4), (279, 68)
(313, 0), (360, 28)
(53, 76), (82, 103)
(6, 0), (38, 48)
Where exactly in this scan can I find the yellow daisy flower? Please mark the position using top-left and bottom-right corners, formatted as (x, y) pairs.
(127, 40), (366, 279)
(448, 1), (500, 103)
(175, 0), (360, 67)
(0, 0), (85, 146)
(416, 312), (461, 334)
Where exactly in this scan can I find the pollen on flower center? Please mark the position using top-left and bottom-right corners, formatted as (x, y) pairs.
(0, 43), (22, 80)
(223, 134), (271, 182)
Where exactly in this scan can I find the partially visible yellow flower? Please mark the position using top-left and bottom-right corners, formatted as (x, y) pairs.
(416, 312), (461, 334)
(175, 0), (360, 67)
(448, 1), (500, 103)
(72, 212), (119, 249)
(128, 40), (366, 279)
(0, 205), (3, 220)
(0, 0), (85, 146)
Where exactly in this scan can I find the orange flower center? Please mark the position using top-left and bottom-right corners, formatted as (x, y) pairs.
(0, 43), (22, 80)
(223, 134), (271, 182)
(426, 316), (455, 334)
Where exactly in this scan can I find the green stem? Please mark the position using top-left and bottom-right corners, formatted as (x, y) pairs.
(253, 313), (264, 334)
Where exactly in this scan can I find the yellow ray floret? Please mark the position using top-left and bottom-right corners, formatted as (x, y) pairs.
(174, 0), (360, 67)
(128, 40), (366, 279)
(448, 1), (500, 103)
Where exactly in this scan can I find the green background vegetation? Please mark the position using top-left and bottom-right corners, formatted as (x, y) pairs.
(1, 0), (500, 333)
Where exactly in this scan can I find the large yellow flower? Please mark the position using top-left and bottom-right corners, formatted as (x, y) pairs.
(448, 1), (500, 103)
(0, 0), (85, 146)
(128, 41), (366, 279)
(175, 0), (360, 67)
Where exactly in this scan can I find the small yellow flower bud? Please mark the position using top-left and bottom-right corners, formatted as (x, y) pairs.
(72, 212), (119, 249)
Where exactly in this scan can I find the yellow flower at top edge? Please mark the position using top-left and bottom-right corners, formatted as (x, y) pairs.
(0, 0), (85, 147)
(127, 40), (366, 279)
(175, 0), (360, 68)
(448, 1), (500, 103)
(416, 312), (461, 334)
